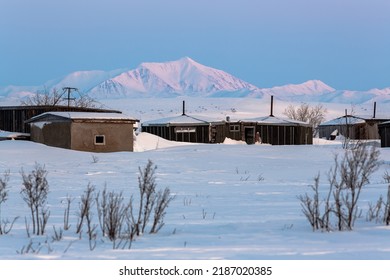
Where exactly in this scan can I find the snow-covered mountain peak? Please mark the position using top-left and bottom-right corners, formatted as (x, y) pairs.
(300, 80), (336, 93)
(89, 57), (259, 98)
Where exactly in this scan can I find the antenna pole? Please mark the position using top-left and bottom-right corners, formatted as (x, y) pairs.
(62, 87), (78, 108)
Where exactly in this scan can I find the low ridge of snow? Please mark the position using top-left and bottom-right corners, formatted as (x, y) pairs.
(263, 80), (335, 96)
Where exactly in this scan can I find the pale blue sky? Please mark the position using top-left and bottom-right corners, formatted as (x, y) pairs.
(1, 0), (389, 90)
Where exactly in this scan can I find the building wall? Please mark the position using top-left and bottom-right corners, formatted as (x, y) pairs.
(70, 122), (134, 152)
(319, 123), (380, 140)
(379, 125), (390, 147)
(142, 125), (211, 143)
(223, 122), (312, 145)
(30, 121), (71, 149)
(142, 122), (313, 145)
(30, 121), (134, 152)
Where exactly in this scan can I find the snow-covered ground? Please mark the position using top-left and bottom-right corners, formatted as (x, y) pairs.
(1, 97), (390, 260)
(1, 132), (390, 260)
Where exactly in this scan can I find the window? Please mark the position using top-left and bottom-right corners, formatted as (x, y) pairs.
(175, 127), (196, 133)
(230, 124), (240, 132)
(94, 135), (105, 145)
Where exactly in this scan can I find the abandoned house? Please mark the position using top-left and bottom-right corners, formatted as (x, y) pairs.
(318, 103), (390, 141)
(141, 98), (313, 145)
(223, 115), (313, 145)
(26, 112), (139, 152)
(141, 101), (220, 143)
(220, 95), (312, 145)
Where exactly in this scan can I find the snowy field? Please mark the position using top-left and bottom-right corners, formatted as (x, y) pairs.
(1, 97), (390, 260)
(1, 135), (390, 260)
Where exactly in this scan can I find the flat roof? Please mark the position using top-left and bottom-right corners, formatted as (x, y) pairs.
(0, 105), (122, 113)
(26, 111), (139, 123)
(142, 114), (211, 126)
(243, 115), (311, 126)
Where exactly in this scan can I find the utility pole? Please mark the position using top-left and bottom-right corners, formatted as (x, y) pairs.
(62, 87), (78, 108)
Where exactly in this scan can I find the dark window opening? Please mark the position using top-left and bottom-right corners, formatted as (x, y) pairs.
(95, 135), (105, 145)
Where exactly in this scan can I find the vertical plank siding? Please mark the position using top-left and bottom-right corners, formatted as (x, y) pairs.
(142, 122), (313, 145)
(379, 122), (390, 147)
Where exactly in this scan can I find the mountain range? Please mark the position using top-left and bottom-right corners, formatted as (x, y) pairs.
(1, 57), (390, 104)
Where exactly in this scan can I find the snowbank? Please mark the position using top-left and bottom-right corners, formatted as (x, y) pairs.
(134, 132), (194, 152)
(222, 137), (247, 145)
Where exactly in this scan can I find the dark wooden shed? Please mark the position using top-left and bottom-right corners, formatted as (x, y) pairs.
(142, 113), (215, 143)
(318, 115), (389, 140)
(141, 101), (225, 143)
(222, 116), (312, 145)
(0, 105), (121, 133)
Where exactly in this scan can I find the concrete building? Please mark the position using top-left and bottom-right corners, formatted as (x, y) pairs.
(26, 112), (139, 152)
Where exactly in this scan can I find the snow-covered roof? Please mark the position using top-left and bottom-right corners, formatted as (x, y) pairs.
(379, 120), (390, 126)
(0, 130), (30, 139)
(319, 114), (390, 127)
(26, 111), (139, 123)
(142, 114), (211, 126)
(319, 116), (366, 126)
(242, 115), (311, 126)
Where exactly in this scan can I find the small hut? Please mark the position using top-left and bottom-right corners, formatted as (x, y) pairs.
(26, 112), (139, 152)
(318, 103), (390, 140)
(318, 115), (389, 140)
(378, 121), (390, 147)
(141, 101), (221, 143)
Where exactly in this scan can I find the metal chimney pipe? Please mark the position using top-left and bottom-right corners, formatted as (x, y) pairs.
(373, 102), (377, 118)
(182, 100), (186, 115)
(270, 95), (274, 117)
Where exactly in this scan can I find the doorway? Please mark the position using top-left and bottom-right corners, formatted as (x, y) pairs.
(244, 127), (255, 144)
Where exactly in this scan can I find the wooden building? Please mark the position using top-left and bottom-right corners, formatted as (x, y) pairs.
(318, 115), (389, 140)
(141, 99), (312, 145)
(142, 113), (216, 143)
(0, 105), (121, 133)
(222, 115), (312, 145)
(379, 121), (390, 147)
(26, 112), (139, 152)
